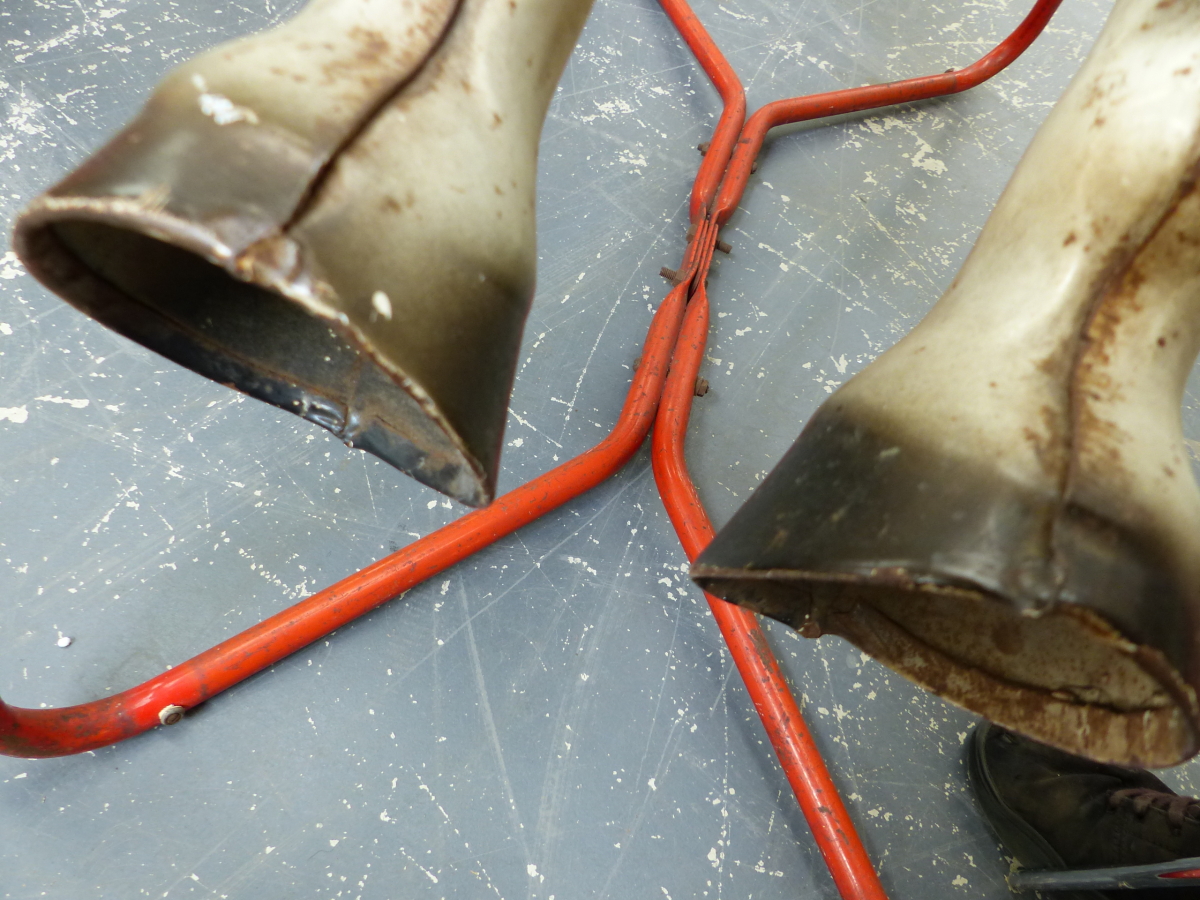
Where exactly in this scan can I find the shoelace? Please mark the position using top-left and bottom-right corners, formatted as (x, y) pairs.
(1110, 787), (1200, 830)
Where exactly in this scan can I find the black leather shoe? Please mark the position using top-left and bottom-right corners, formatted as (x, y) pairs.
(968, 721), (1200, 898)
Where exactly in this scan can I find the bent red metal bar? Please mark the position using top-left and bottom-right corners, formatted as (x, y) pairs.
(0, 3), (1062, 897)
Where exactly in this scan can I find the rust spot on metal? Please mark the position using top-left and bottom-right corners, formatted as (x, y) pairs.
(317, 27), (395, 88)
(1068, 169), (1200, 488)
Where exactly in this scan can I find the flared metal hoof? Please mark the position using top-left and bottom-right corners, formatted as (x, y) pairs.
(13, 0), (593, 507)
(694, 0), (1200, 766)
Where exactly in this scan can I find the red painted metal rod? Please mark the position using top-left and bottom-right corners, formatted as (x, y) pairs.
(648, 1), (1063, 896)
(652, 281), (888, 900)
(0, 24), (727, 756)
(654, 6), (888, 891)
(711, 0), (1064, 223)
(657, 0), (746, 224)
(652, 5), (890, 895)
(0, 231), (718, 757)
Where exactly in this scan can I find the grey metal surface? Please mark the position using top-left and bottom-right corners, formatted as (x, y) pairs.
(0, 0), (1190, 898)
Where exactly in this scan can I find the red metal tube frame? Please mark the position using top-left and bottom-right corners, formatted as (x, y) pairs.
(652, 279), (887, 900)
(0, 3), (1061, 899)
(0, 240), (708, 758)
(647, 2), (1062, 896)
(654, 6), (886, 896)
(658, 0), (746, 224)
(711, 0), (1064, 224)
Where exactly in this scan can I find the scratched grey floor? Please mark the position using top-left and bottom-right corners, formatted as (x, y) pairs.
(1, 0), (1189, 898)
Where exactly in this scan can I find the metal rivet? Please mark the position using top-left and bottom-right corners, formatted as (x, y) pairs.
(158, 705), (186, 726)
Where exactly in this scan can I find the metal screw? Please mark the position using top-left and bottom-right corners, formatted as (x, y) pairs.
(158, 705), (186, 726)
(716, 239), (732, 254)
(694, 377), (710, 397)
(697, 141), (711, 155)
(660, 266), (681, 284)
